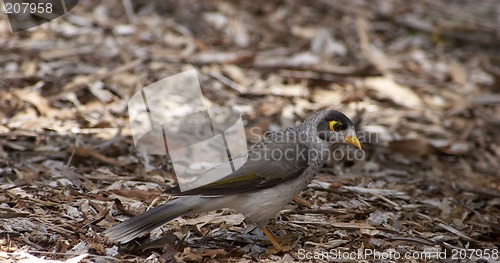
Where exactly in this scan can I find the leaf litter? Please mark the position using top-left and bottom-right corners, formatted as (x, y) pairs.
(0, 0), (499, 262)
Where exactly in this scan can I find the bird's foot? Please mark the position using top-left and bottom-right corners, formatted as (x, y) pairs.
(258, 226), (296, 253)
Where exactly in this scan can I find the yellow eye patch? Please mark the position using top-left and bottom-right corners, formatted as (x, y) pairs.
(329, 120), (342, 131)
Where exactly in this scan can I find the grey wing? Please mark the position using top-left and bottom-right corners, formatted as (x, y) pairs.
(169, 140), (311, 196)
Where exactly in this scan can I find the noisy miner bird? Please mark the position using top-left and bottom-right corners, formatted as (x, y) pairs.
(104, 109), (361, 250)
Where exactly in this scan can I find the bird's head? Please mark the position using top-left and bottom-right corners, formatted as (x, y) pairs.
(310, 110), (362, 150)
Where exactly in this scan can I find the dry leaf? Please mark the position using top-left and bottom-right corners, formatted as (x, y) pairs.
(364, 76), (422, 107)
(389, 138), (432, 157)
(448, 60), (468, 86)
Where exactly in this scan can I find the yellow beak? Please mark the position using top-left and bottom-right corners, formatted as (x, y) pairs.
(345, 135), (362, 149)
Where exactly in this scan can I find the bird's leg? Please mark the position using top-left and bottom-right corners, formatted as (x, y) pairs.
(259, 226), (283, 251)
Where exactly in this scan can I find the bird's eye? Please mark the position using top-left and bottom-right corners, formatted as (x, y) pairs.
(329, 120), (343, 131)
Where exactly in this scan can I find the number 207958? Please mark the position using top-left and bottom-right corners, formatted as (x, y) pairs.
(4, 2), (53, 14)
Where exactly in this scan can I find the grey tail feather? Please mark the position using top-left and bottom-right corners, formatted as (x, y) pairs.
(103, 196), (199, 243)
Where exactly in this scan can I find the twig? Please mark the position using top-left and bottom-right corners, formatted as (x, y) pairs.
(208, 71), (246, 93)
(369, 191), (401, 211)
(292, 196), (313, 208)
(282, 209), (347, 215)
(69, 147), (127, 166)
(121, 0), (136, 24)
(437, 223), (475, 242)
(389, 237), (434, 246)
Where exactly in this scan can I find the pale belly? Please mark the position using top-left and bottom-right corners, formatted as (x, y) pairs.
(222, 165), (319, 226)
